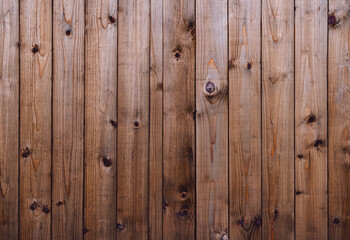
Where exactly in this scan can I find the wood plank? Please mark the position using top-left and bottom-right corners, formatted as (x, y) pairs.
(228, 0), (262, 238)
(196, 0), (229, 239)
(163, 0), (196, 239)
(52, 0), (84, 239)
(261, 0), (294, 239)
(84, 0), (117, 239)
(0, 0), (19, 238)
(149, 0), (163, 238)
(295, 0), (328, 239)
(328, 1), (350, 238)
(19, 0), (52, 238)
(117, 0), (150, 239)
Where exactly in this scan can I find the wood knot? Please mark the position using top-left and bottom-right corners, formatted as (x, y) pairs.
(32, 44), (39, 53)
(254, 216), (262, 226)
(328, 14), (339, 27)
(176, 209), (189, 218)
(306, 114), (316, 124)
(172, 48), (182, 60)
(238, 218), (245, 227)
(313, 139), (325, 148)
(109, 119), (117, 128)
(21, 147), (31, 158)
(333, 218), (340, 224)
(42, 206), (50, 214)
(108, 16), (116, 23)
(29, 201), (38, 211)
(102, 156), (112, 167)
(205, 81), (216, 94)
(65, 29), (72, 36)
(297, 154), (303, 159)
(116, 223), (125, 231)
(134, 121), (140, 128)
(296, 190), (302, 195)
(83, 228), (88, 234)
(180, 192), (187, 199)
(56, 200), (64, 206)
(274, 209), (279, 216)
(247, 62), (252, 70)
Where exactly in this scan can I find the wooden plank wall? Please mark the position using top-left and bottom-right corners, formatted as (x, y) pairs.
(2, 0), (350, 239)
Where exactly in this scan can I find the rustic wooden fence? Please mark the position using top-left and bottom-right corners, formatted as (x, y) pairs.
(0, 0), (349, 239)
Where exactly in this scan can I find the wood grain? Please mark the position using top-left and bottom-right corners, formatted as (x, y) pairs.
(295, 0), (328, 239)
(196, 0), (229, 239)
(163, 0), (196, 239)
(84, 0), (117, 239)
(117, 0), (150, 239)
(228, 0), (262, 239)
(0, 0), (19, 238)
(329, 0), (350, 239)
(149, 0), (163, 238)
(261, 0), (294, 239)
(19, 0), (52, 239)
(52, 0), (84, 239)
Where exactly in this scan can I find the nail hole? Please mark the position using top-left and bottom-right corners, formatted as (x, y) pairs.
(32, 44), (39, 53)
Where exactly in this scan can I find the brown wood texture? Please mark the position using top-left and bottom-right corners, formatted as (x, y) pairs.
(196, 0), (229, 239)
(52, 0), (84, 239)
(149, 0), (163, 238)
(117, 0), (150, 239)
(0, 0), (19, 239)
(163, 0), (196, 239)
(84, 0), (117, 239)
(329, 0), (350, 239)
(228, 0), (262, 239)
(295, 0), (328, 239)
(19, 0), (52, 239)
(262, 0), (295, 239)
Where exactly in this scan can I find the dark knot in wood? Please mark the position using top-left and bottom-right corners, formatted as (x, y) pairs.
(32, 44), (39, 53)
(56, 200), (64, 206)
(134, 121), (139, 128)
(254, 216), (262, 226)
(29, 201), (38, 211)
(333, 218), (340, 224)
(247, 62), (252, 70)
(328, 14), (338, 27)
(205, 81), (215, 94)
(297, 154), (303, 159)
(65, 29), (72, 36)
(313, 139), (325, 148)
(296, 191), (302, 195)
(109, 119), (117, 128)
(22, 147), (31, 158)
(108, 16), (116, 23)
(117, 223), (125, 231)
(172, 48), (182, 60)
(238, 218), (245, 227)
(306, 114), (316, 123)
(102, 156), (112, 167)
(42, 206), (50, 214)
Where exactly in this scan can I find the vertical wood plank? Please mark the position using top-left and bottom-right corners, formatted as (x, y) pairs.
(196, 0), (228, 239)
(163, 0), (196, 239)
(20, 0), (52, 238)
(149, 0), (163, 238)
(52, 0), (84, 239)
(0, 0), (19, 238)
(84, 0), (117, 239)
(295, 0), (328, 239)
(329, 1), (350, 238)
(261, 0), (294, 239)
(117, 0), (150, 239)
(228, 0), (262, 238)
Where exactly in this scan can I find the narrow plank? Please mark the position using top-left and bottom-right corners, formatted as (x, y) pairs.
(261, 0), (294, 239)
(196, 0), (229, 239)
(295, 0), (328, 239)
(149, 0), (163, 238)
(19, 0), (52, 238)
(163, 0), (196, 239)
(328, 1), (350, 238)
(52, 0), (84, 239)
(117, 0), (150, 238)
(228, 0), (262, 238)
(0, 0), (19, 238)
(84, 0), (117, 239)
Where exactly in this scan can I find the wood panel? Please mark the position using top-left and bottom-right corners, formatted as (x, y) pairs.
(117, 0), (150, 239)
(196, 0), (229, 239)
(19, 0), (52, 239)
(228, 0), (262, 239)
(149, 0), (163, 238)
(163, 0), (196, 239)
(295, 0), (328, 239)
(84, 0), (117, 239)
(52, 0), (84, 239)
(329, 1), (350, 239)
(0, 0), (19, 238)
(261, 0), (294, 239)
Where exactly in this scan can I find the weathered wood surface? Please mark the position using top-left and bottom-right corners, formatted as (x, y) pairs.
(295, 0), (328, 239)
(52, 0), (84, 239)
(262, 0), (295, 239)
(196, 0), (229, 239)
(84, 0), (117, 239)
(163, 0), (196, 239)
(228, 0), (262, 239)
(329, 0), (350, 239)
(0, 0), (19, 239)
(117, 0), (150, 239)
(20, 0), (52, 239)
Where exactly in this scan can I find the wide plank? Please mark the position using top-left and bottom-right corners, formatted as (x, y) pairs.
(84, 0), (117, 239)
(20, 0), (52, 238)
(228, 0), (262, 238)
